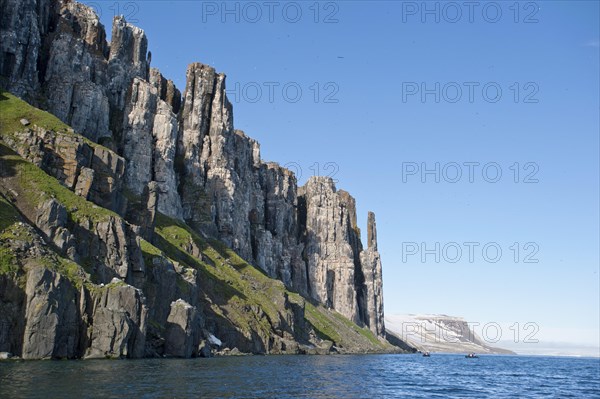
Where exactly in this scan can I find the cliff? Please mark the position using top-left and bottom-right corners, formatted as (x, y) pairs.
(386, 314), (515, 355)
(0, 0), (400, 358)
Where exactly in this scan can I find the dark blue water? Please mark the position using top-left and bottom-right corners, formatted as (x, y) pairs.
(1, 354), (599, 398)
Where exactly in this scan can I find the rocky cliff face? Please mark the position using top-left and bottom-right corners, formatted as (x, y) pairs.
(298, 179), (385, 336)
(360, 212), (385, 336)
(42, 0), (111, 142)
(299, 178), (362, 323)
(0, 0), (396, 359)
(0, 197), (148, 359)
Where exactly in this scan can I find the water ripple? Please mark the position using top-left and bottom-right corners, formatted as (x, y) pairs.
(0, 354), (599, 398)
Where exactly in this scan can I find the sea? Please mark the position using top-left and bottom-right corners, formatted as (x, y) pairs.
(1, 354), (599, 398)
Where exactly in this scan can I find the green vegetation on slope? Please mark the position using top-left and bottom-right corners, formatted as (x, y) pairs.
(0, 196), (18, 275)
(0, 91), (69, 136)
(0, 91), (98, 150)
(0, 195), (91, 288)
(304, 299), (384, 348)
(154, 213), (387, 350)
(153, 212), (284, 338)
(0, 144), (117, 223)
(0, 141), (110, 286)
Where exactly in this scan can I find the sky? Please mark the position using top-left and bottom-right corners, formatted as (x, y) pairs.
(82, 0), (599, 354)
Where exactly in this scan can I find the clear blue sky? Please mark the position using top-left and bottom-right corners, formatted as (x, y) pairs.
(84, 1), (599, 348)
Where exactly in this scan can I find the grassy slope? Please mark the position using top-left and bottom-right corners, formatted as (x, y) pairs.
(0, 90), (390, 352)
(0, 195), (20, 275)
(0, 91), (68, 135)
(0, 195), (91, 289)
(153, 213), (389, 350)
